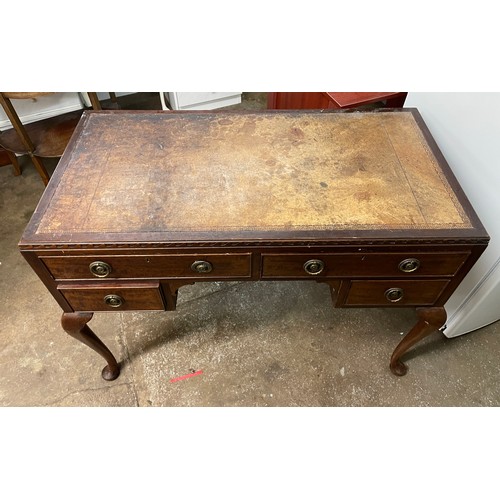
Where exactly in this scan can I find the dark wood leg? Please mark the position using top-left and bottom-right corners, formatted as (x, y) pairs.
(61, 312), (120, 381)
(163, 281), (195, 311)
(390, 307), (447, 376)
(163, 283), (180, 311)
(6, 150), (21, 176)
(30, 154), (50, 186)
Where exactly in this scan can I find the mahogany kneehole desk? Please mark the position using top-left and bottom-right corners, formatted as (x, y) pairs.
(19, 109), (489, 381)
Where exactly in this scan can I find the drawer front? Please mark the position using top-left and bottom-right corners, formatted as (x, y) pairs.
(174, 92), (240, 107)
(58, 282), (165, 311)
(341, 280), (450, 307)
(43, 253), (251, 280)
(261, 252), (469, 278)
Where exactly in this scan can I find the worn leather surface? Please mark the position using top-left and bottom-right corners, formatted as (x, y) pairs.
(36, 111), (471, 236)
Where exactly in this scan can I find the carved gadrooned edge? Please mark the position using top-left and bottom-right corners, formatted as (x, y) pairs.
(19, 238), (490, 250)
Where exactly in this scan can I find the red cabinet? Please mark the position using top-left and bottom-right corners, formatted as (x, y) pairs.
(268, 92), (407, 109)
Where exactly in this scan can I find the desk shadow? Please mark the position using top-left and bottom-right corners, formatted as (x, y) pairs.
(120, 280), (335, 366)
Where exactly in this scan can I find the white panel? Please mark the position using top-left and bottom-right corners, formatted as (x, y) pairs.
(168, 92), (242, 110)
(445, 259), (500, 335)
(1, 92), (135, 131)
(175, 92), (239, 107)
(0, 93), (84, 131)
(405, 92), (500, 337)
(96, 92), (134, 100)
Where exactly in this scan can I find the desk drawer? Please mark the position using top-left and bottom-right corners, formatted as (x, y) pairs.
(43, 253), (251, 280)
(58, 282), (165, 311)
(261, 252), (469, 278)
(341, 279), (449, 307)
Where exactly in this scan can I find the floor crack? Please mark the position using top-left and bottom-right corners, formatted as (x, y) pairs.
(116, 311), (140, 407)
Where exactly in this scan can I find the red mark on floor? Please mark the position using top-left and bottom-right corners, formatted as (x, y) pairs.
(170, 370), (203, 383)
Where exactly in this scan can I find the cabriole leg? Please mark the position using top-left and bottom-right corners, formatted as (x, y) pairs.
(61, 312), (120, 381)
(390, 307), (447, 376)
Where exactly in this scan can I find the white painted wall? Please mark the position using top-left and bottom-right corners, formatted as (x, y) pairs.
(405, 92), (500, 336)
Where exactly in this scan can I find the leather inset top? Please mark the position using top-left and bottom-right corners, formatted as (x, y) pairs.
(34, 110), (472, 239)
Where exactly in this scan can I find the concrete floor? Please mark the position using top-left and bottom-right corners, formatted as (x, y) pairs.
(1, 92), (499, 407)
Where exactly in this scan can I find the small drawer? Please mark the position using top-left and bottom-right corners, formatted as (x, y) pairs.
(58, 282), (165, 311)
(261, 252), (469, 278)
(43, 253), (251, 280)
(341, 279), (450, 307)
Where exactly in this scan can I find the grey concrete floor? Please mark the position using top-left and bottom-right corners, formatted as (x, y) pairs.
(1, 93), (499, 407)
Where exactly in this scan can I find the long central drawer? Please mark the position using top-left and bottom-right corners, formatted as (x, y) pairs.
(42, 253), (252, 280)
(261, 252), (469, 278)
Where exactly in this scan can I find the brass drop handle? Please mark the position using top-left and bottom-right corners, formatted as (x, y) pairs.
(398, 258), (420, 273)
(104, 294), (123, 308)
(89, 261), (112, 278)
(385, 288), (404, 303)
(191, 260), (213, 273)
(303, 259), (325, 275)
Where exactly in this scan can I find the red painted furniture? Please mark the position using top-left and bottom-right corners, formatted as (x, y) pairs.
(268, 92), (407, 110)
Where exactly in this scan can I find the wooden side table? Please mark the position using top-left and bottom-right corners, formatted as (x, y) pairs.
(0, 92), (103, 185)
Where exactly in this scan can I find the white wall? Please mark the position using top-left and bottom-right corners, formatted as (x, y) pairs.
(405, 92), (500, 336)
